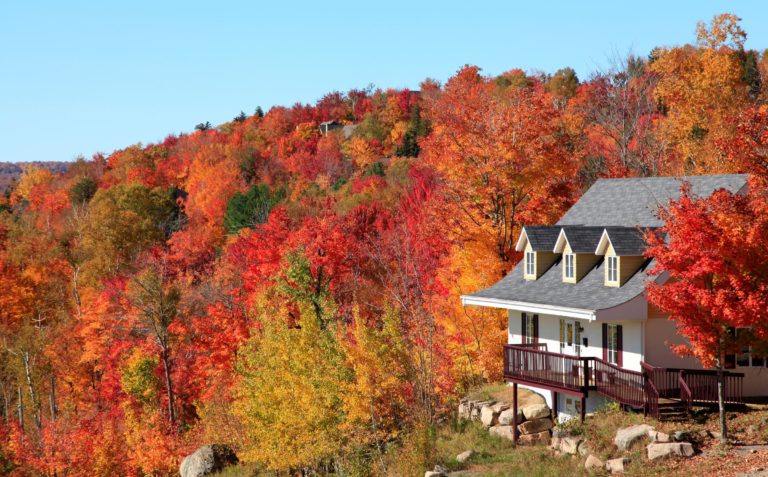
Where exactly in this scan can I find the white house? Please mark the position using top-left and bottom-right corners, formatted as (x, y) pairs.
(461, 174), (767, 426)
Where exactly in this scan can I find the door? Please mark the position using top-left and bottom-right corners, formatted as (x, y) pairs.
(560, 319), (580, 356)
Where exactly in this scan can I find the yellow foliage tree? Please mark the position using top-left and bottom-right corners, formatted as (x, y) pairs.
(651, 13), (751, 173)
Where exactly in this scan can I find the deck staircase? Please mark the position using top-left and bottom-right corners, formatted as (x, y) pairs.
(656, 399), (689, 421)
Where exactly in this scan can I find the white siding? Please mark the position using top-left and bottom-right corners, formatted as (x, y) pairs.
(508, 310), (644, 372)
(645, 309), (768, 397)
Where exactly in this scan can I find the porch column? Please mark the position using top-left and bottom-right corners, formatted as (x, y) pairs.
(512, 383), (519, 443)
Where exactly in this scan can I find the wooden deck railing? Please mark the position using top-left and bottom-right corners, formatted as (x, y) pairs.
(504, 344), (590, 393)
(680, 369), (744, 405)
(505, 344), (746, 419)
(593, 359), (645, 408)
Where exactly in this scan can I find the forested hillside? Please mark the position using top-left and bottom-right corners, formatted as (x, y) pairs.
(0, 14), (767, 476)
(0, 163), (69, 193)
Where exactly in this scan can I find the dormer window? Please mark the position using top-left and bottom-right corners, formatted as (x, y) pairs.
(525, 251), (536, 278)
(606, 256), (618, 284)
(564, 253), (575, 280)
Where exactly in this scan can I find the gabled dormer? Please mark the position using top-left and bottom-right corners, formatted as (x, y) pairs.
(595, 227), (654, 287)
(553, 226), (604, 283)
(515, 226), (560, 280)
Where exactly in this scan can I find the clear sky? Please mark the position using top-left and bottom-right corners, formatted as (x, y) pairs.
(1, 1), (767, 163)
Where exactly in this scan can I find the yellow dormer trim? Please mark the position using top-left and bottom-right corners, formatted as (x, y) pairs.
(523, 242), (557, 281)
(604, 243), (646, 287)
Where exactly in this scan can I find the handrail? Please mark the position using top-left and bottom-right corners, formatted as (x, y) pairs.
(513, 342), (549, 351)
(678, 370), (692, 411)
(506, 344), (589, 361)
(644, 371), (660, 418)
(592, 356), (645, 408)
(503, 344), (592, 393)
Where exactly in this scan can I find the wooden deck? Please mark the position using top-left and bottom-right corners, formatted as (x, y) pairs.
(503, 343), (745, 420)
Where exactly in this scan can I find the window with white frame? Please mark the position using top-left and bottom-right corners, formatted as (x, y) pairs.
(606, 324), (619, 364)
(607, 256), (618, 284)
(564, 253), (575, 279)
(525, 251), (535, 277)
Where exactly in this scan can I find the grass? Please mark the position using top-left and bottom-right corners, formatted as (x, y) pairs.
(433, 420), (579, 476)
(429, 403), (768, 477)
(210, 396), (768, 476)
(464, 383), (546, 408)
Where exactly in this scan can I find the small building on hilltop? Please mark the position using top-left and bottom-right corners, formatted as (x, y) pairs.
(461, 174), (765, 431)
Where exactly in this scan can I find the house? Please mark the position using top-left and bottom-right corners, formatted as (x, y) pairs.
(461, 174), (766, 432)
(319, 120), (358, 139)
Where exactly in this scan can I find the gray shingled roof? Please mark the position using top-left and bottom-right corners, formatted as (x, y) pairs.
(604, 227), (657, 256)
(465, 174), (749, 311)
(469, 256), (652, 310)
(558, 174), (748, 227)
(561, 226), (605, 253)
(523, 226), (561, 251)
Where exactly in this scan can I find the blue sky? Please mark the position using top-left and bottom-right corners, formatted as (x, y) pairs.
(1, 1), (767, 163)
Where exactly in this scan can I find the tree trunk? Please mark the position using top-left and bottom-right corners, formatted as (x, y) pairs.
(717, 366), (727, 442)
(49, 375), (57, 421)
(17, 386), (23, 430)
(22, 352), (40, 428)
(161, 348), (175, 426)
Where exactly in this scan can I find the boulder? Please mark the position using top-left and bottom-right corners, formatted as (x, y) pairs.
(425, 464), (449, 477)
(614, 424), (654, 450)
(480, 405), (501, 428)
(672, 431), (691, 442)
(456, 450), (474, 464)
(585, 454), (604, 470)
(179, 444), (238, 477)
(605, 457), (629, 474)
(458, 400), (471, 419)
(559, 436), (582, 455)
(648, 430), (671, 443)
(522, 403), (550, 421)
(470, 400), (494, 420)
(491, 402), (510, 413)
(577, 440), (590, 456)
(489, 425), (516, 441)
(498, 408), (524, 426)
(646, 442), (695, 461)
(518, 430), (551, 445)
(518, 417), (554, 435)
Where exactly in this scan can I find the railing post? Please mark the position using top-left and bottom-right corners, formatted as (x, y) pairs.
(503, 345), (509, 377)
(582, 358), (591, 390)
(642, 371), (648, 417)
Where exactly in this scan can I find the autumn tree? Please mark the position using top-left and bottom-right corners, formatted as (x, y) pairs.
(125, 256), (182, 426)
(651, 13), (753, 173)
(645, 181), (768, 441)
(575, 54), (667, 177)
(422, 66), (578, 267)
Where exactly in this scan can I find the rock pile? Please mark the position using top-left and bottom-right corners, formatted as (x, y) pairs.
(459, 396), (554, 445)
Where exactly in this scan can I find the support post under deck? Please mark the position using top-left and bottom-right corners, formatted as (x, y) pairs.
(513, 383), (519, 443)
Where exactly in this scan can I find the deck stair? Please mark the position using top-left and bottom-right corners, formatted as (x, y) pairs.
(656, 398), (688, 421)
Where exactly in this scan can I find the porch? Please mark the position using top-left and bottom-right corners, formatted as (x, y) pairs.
(503, 343), (745, 421)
